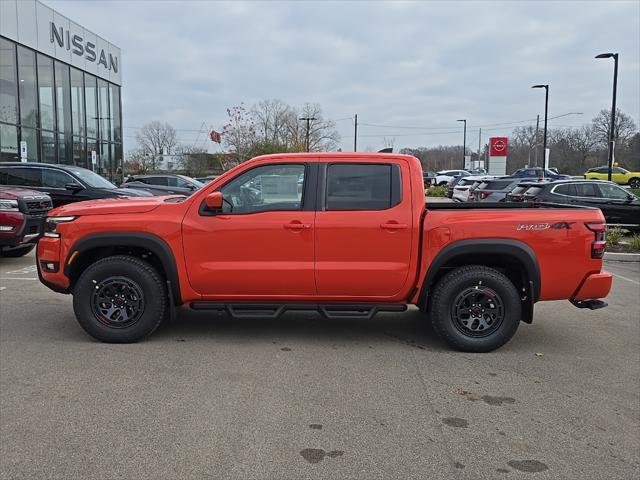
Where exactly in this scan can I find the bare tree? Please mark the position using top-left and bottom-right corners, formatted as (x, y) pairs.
(124, 148), (155, 175)
(135, 121), (178, 170)
(296, 103), (340, 152)
(251, 99), (292, 146)
(591, 108), (637, 147)
(222, 104), (257, 163)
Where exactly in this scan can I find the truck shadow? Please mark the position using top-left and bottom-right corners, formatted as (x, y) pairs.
(152, 306), (452, 352)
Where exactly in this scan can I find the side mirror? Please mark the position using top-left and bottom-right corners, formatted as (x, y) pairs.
(205, 191), (224, 211)
(65, 182), (84, 192)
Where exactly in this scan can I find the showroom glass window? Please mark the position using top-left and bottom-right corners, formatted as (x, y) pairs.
(85, 74), (98, 139)
(54, 61), (70, 137)
(17, 46), (37, 129)
(0, 38), (18, 125)
(70, 68), (85, 137)
(37, 54), (56, 132)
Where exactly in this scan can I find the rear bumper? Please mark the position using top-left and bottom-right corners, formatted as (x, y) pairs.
(571, 272), (613, 301)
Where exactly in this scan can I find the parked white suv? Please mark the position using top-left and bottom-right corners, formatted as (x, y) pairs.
(435, 169), (471, 186)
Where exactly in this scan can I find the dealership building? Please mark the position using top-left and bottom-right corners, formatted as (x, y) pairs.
(0, 0), (122, 179)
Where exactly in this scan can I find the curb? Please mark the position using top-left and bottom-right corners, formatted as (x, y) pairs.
(604, 252), (640, 262)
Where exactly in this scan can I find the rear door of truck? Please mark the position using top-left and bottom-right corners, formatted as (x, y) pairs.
(314, 160), (414, 297)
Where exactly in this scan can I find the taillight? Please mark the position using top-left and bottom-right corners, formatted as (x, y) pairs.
(585, 222), (606, 259)
(480, 191), (490, 200)
(446, 182), (454, 188)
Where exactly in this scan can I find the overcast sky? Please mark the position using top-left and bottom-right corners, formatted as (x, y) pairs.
(47, 0), (640, 153)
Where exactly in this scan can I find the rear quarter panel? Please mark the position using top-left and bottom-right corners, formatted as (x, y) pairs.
(420, 207), (606, 301)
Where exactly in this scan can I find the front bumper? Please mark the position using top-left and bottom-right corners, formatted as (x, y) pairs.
(571, 272), (613, 302)
(0, 213), (45, 248)
(36, 236), (70, 294)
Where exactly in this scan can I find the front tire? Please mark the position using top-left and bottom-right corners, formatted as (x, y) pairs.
(428, 265), (521, 352)
(0, 244), (35, 258)
(73, 255), (167, 343)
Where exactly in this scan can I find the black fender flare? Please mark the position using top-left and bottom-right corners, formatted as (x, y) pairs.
(64, 232), (182, 305)
(419, 238), (541, 307)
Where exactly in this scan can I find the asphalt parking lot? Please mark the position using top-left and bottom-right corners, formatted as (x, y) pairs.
(1, 251), (638, 480)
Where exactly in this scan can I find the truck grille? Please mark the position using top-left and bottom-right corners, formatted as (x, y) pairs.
(20, 198), (53, 214)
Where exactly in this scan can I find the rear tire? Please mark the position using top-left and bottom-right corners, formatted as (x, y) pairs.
(428, 265), (521, 352)
(73, 255), (167, 343)
(0, 244), (35, 258)
(629, 178), (640, 189)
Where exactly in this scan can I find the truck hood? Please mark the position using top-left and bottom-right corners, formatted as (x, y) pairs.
(49, 196), (180, 217)
(0, 186), (48, 200)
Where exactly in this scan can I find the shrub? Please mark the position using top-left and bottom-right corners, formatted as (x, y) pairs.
(426, 185), (447, 197)
(630, 235), (640, 251)
(606, 228), (624, 246)
(631, 188), (640, 198)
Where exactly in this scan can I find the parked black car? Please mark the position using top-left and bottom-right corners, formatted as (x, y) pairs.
(121, 174), (204, 196)
(509, 167), (570, 180)
(520, 180), (640, 231)
(0, 163), (152, 208)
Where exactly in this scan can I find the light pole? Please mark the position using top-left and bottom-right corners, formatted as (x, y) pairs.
(596, 52), (619, 182)
(457, 119), (466, 169)
(531, 85), (549, 173)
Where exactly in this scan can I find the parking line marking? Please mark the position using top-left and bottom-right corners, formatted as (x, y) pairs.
(0, 277), (38, 281)
(612, 273), (640, 286)
(0, 287), (6, 291)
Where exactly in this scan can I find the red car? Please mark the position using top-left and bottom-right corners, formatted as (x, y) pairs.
(37, 153), (612, 352)
(0, 186), (52, 257)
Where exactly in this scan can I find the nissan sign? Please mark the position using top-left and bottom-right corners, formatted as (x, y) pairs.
(50, 22), (118, 73)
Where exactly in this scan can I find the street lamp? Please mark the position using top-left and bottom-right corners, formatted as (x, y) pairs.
(457, 119), (466, 169)
(531, 84), (549, 173)
(595, 52), (619, 182)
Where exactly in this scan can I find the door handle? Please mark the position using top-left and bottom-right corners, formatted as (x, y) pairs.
(284, 221), (311, 230)
(380, 222), (408, 230)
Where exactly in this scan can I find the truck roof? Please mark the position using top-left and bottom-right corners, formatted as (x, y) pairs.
(252, 152), (419, 164)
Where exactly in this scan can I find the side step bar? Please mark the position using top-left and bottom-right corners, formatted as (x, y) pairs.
(570, 299), (608, 310)
(189, 302), (407, 320)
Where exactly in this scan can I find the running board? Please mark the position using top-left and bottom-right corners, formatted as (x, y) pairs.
(189, 302), (407, 320)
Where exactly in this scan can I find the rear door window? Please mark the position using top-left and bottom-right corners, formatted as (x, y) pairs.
(2, 167), (42, 187)
(574, 183), (598, 197)
(326, 164), (400, 211)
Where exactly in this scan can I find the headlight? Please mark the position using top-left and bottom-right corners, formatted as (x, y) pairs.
(44, 216), (76, 238)
(0, 199), (19, 211)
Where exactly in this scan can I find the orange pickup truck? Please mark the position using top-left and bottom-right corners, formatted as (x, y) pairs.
(37, 153), (612, 352)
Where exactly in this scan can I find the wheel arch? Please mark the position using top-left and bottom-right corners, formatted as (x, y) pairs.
(417, 239), (540, 322)
(64, 232), (182, 305)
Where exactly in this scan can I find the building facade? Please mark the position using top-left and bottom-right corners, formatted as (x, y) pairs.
(0, 0), (122, 180)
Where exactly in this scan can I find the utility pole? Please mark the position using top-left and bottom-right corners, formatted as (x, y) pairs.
(354, 114), (358, 152)
(457, 119), (467, 169)
(299, 117), (316, 152)
(477, 127), (481, 169)
(534, 114), (540, 167)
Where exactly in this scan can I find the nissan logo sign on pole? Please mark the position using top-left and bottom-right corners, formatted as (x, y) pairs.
(488, 137), (508, 176)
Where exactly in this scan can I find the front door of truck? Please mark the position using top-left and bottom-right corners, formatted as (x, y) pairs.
(182, 163), (316, 297)
(314, 162), (414, 298)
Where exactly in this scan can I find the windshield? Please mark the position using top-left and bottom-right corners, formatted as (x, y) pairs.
(68, 168), (116, 189)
